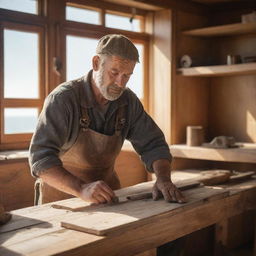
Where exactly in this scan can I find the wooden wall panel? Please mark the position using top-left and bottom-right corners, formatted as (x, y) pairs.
(174, 76), (210, 144)
(149, 9), (172, 144)
(115, 150), (148, 188)
(0, 160), (34, 211)
(210, 34), (256, 65)
(209, 75), (256, 142)
(208, 8), (256, 143)
(172, 11), (210, 144)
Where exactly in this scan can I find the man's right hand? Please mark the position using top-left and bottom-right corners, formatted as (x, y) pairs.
(79, 180), (116, 204)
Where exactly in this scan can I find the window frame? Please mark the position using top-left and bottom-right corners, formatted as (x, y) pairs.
(0, 0), (150, 150)
(0, 21), (45, 148)
(66, 3), (102, 25)
(105, 9), (145, 32)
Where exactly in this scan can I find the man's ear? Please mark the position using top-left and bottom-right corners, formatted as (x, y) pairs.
(92, 55), (100, 71)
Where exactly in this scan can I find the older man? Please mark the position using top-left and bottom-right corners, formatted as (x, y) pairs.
(29, 34), (185, 205)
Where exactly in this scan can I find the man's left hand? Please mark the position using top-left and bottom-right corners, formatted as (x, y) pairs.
(152, 177), (186, 203)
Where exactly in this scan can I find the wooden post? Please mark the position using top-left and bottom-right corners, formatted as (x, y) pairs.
(214, 219), (229, 256)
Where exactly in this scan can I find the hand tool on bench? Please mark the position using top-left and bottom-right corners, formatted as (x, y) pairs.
(51, 180), (201, 211)
(51, 170), (254, 212)
(126, 181), (200, 201)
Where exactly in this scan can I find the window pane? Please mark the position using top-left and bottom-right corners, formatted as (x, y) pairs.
(66, 35), (97, 81)
(66, 6), (100, 25)
(127, 43), (144, 99)
(4, 29), (39, 99)
(106, 13), (141, 32)
(4, 108), (38, 134)
(0, 0), (37, 14)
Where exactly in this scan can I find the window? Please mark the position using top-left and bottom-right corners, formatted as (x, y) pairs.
(4, 29), (39, 99)
(0, 0), (38, 14)
(0, 0), (148, 149)
(4, 108), (38, 134)
(66, 36), (98, 81)
(66, 5), (100, 25)
(0, 23), (44, 145)
(64, 3), (147, 104)
(128, 43), (144, 99)
(106, 12), (141, 32)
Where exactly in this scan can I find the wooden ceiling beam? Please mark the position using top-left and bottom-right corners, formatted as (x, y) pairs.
(103, 0), (210, 15)
(212, 1), (256, 12)
(67, 0), (148, 16)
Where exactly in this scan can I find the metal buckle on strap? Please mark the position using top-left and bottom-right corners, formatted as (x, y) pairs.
(119, 118), (126, 126)
(80, 118), (90, 129)
(115, 118), (125, 134)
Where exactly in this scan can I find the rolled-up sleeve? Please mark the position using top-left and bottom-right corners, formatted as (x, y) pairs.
(126, 93), (172, 172)
(29, 93), (70, 177)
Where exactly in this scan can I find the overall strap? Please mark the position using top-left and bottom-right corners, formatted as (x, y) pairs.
(80, 107), (90, 131)
(115, 105), (126, 136)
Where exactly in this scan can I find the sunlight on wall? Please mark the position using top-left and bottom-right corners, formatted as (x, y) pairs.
(246, 110), (256, 142)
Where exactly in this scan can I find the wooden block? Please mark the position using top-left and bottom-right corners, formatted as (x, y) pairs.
(51, 180), (200, 212)
(61, 186), (229, 236)
(230, 171), (255, 182)
(186, 126), (204, 146)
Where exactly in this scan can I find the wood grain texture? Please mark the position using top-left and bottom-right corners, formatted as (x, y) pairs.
(178, 63), (256, 77)
(183, 22), (256, 37)
(0, 179), (255, 256)
(209, 75), (256, 142)
(61, 186), (229, 235)
(172, 10), (210, 145)
(0, 160), (34, 211)
(171, 143), (256, 163)
(115, 150), (147, 188)
(149, 9), (172, 143)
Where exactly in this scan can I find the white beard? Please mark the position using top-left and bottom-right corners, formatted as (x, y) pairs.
(95, 67), (125, 101)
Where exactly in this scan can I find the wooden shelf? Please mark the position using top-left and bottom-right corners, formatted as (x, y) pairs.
(170, 143), (256, 164)
(183, 22), (256, 37)
(177, 63), (256, 77)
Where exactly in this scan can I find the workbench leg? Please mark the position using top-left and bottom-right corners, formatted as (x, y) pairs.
(214, 219), (229, 256)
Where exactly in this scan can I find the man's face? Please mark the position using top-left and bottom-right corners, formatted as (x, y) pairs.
(95, 55), (136, 101)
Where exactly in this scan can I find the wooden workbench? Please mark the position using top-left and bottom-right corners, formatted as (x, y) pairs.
(0, 177), (255, 256)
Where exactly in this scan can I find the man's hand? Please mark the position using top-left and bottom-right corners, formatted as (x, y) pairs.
(152, 159), (186, 203)
(79, 180), (117, 204)
(152, 177), (186, 203)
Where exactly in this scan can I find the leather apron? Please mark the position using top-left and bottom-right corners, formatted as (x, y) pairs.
(34, 104), (126, 205)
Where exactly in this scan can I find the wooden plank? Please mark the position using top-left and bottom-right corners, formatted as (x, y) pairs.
(177, 63), (256, 77)
(150, 9), (172, 143)
(61, 186), (229, 236)
(0, 180), (198, 234)
(0, 190), (241, 256)
(183, 22), (256, 37)
(51, 179), (200, 211)
(102, 0), (209, 14)
(170, 143), (256, 163)
(0, 150), (28, 160)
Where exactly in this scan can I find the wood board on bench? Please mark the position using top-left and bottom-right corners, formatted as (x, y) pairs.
(51, 179), (200, 212)
(61, 185), (229, 236)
